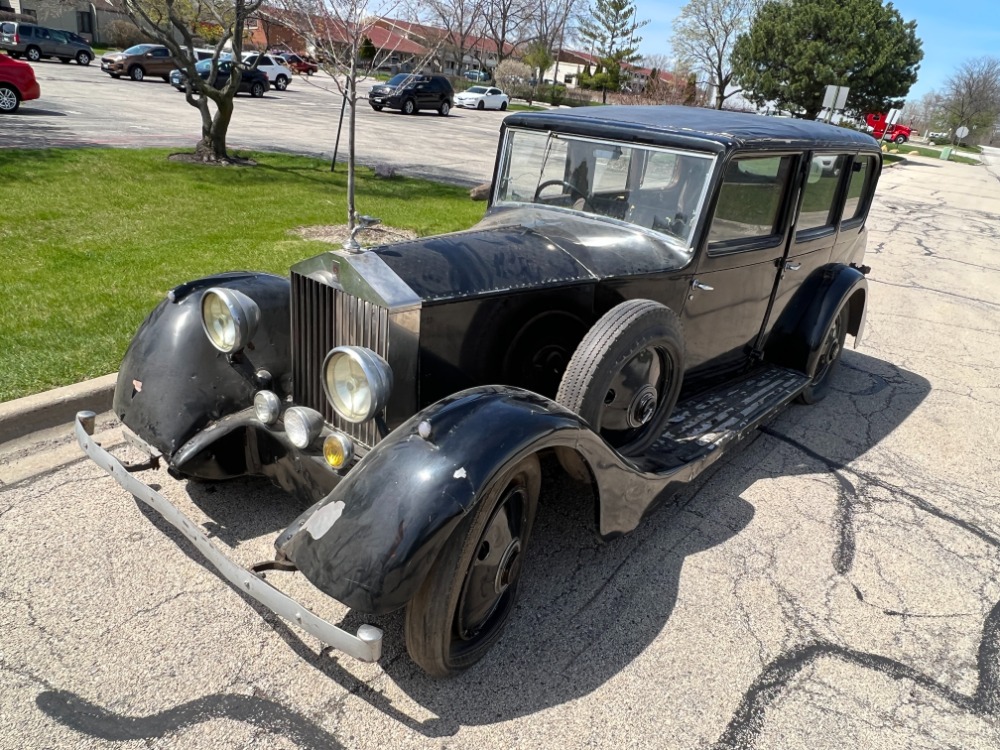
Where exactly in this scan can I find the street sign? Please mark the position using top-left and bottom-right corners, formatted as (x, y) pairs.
(956, 126), (970, 139)
(822, 84), (850, 111)
(886, 108), (901, 125)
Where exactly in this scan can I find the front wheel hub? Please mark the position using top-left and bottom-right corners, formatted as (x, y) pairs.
(628, 385), (658, 428)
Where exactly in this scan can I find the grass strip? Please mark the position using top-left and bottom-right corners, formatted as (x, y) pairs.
(0, 147), (484, 402)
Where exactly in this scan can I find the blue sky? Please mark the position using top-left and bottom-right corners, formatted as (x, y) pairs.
(630, 0), (1000, 102)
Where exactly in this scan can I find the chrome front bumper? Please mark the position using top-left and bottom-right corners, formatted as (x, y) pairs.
(74, 411), (383, 663)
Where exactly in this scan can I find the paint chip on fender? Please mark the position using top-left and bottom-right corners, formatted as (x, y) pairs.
(305, 500), (346, 540)
(453, 467), (467, 479)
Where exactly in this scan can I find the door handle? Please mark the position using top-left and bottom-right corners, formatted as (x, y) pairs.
(784, 261), (802, 271)
(691, 279), (714, 291)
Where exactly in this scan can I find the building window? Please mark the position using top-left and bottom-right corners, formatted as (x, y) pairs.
(245, 17), (258, 29)
(21, 7), (37, 17)
(77, 11), (93, 34)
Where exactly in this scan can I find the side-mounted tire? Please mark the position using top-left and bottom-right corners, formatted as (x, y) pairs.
(796, 304), (848, 404)
(405, 455), (541, 677)
(556, 299), (684, 456)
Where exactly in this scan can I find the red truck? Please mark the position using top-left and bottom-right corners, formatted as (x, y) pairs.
(866, 112), (912, 144)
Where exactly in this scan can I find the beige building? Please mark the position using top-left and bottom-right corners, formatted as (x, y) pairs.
(1, 0), (128, 44)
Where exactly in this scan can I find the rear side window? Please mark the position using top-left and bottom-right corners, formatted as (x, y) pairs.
(796, 154), (849, 233)
(708, 155), (795, 248)
(843, 156), (877, 223)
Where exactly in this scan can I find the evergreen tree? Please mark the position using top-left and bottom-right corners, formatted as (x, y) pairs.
(578, 0), (649, 103)
(731, 0), (922, 119)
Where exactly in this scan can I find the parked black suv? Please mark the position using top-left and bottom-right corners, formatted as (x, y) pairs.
(78, 106), (882, 678)
(0, 21), (93, 65)
(369, 73), (453, 115)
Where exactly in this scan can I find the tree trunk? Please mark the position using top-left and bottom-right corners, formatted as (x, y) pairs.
(194, 95), (234, 162)
(347, 54), (357, 232)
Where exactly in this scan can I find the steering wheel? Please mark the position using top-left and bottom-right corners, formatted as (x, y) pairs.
(533, 179), (594, 212)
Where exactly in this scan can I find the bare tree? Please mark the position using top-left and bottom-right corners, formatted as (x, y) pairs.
(670, 0), (761, 109)
(265, 0), (444, 231)
(421, 0), (485, 77)
(941, 56), (1000, 144)
(901, 91), (944, 136)
(121, 0), (265, 162)
(479, 0), (532, 64)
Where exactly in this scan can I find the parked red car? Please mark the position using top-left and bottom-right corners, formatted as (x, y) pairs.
(0, 53), (40, 113)
(276, 52), (318, 76)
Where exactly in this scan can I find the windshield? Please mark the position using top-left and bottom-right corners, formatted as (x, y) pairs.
(466, 86), (488, 94)
(386, 73), (416, 87)
(496, 129), (715, 251)
(124, 44), (156, 55)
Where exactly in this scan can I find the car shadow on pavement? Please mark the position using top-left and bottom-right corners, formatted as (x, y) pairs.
(35, 351), (932, 744)
(11, 108), (67, 116)
(297, 350), (933, 732)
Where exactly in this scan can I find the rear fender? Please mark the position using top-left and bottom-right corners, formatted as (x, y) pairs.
(765, 264), (867, 377)
(113, 272), (290, 463)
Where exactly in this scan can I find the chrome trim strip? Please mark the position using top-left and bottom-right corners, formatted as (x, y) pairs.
(75, 412), (383, 664)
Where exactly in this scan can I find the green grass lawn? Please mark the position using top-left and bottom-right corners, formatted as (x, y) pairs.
(893, 143), (979, 165)
(0, 148), (485, 402)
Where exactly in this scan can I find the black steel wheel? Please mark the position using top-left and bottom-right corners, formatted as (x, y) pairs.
(556, 299), (684, 456)
(405, 455), (541, 677)
(26, 46), (41, 62)
(129, 65), (144, 81)
(797, 305), (848, 405)
(76, 51), (91, 65)
(402, 98), (416, 115)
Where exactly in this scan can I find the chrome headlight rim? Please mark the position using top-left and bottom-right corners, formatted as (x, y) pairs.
(200, 287), (261, 354)
(253, 390), (281, 425)
(321, 345), (393, 424)
(284, 406), (324, 449)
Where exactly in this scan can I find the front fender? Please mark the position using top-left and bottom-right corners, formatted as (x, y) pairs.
(275, 387), (589, 614)
(114, 272), (290, 462)
(765, 263), (867, 377)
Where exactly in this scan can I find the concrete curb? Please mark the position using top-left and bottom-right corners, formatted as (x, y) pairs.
(0, 373), (118, 445)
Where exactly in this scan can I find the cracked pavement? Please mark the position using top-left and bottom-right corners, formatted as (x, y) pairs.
(1, 136), (999, 747)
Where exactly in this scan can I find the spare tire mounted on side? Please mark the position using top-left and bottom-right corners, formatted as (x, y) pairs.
(556, 299), (684, 456)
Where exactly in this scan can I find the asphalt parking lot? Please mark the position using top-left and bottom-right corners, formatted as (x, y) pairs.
(0, 57), (506, 185)
(2, 69), (1000, 746)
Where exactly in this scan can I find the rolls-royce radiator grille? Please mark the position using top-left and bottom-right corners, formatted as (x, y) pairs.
(291, 272), (389, 447)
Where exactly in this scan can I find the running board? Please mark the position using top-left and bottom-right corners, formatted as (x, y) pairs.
(640, 365), (811, 473)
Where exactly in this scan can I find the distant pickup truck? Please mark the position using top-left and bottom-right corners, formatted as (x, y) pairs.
(865, 112), (912, 144)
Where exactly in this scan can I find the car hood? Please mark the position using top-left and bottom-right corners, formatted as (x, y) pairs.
(369, 206), (693, 303)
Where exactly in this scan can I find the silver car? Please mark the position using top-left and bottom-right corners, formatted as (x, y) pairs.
(0, 22), (94, 65)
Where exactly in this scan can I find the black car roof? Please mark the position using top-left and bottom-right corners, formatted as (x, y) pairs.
(503, 105), (880, 153)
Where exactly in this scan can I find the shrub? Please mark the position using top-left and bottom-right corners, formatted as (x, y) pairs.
(105, 19), (152, 49)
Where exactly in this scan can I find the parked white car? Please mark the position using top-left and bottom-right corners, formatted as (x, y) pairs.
(454, 85), (509, 111)
(242, 53), (292, 91)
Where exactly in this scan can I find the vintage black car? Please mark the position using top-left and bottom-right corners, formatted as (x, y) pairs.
(77, 106), (881, 677)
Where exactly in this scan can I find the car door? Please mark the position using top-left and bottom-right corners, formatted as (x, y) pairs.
(149, 46), (172, 75)
(32, 26), (55, 56)
(48, 29), (71, 58)
(415, 78), (435, 109)
(681, 152), (799, 378)
(763, 151), (851, 339)
(485, 88), (501, 108)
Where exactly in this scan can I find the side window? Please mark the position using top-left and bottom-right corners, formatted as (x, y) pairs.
(842, 156), (877, 224)
(36, 27), (51, 40)
(50, 29), (67, 43)
(640, 151), (681, 190)
(796, 154), (849, 234)
(593, 147), (631, 193)
(260, 56), (273, 66)
(153, 48), (169, 57)
(708, 155), (795, 248)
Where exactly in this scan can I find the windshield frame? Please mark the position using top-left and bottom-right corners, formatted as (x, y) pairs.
(494, 127), (718, 254)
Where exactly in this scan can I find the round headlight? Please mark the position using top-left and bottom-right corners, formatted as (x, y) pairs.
(322, 346), (392, 424)
(253, 390), (281, 425)
(284, 406), (324, 449)
(200, 287), (261, 353)
(323, 432), (354, 469)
